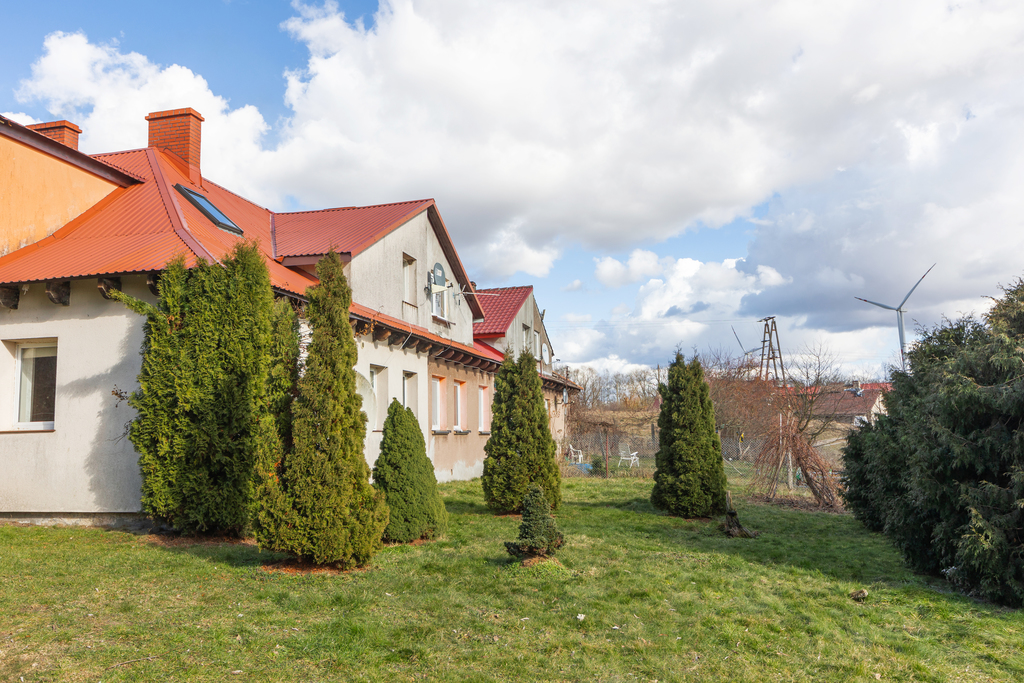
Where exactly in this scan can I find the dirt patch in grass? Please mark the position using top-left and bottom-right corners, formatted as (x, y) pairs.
(520, 556), (564, 569)
(749, 495), (847, 514)
(140, 533), (256, 548)
(260, 558), (371, 576)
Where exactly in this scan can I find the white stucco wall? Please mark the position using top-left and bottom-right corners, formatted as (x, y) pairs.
(0, 276), (153, 513)
(347, 210), (476, 347)
(353, 338), (429, 473)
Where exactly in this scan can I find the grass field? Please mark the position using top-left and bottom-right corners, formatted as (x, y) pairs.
(2, 478), (1022, 682)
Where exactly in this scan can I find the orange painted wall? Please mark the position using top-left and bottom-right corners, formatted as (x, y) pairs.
(0, 136), (118, 257)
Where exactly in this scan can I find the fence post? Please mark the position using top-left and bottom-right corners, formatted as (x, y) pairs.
(604, 429), (610, 479)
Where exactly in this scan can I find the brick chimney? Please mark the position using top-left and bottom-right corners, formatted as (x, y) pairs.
(145, 108), (204, 184)
(26, 120), (82, 150)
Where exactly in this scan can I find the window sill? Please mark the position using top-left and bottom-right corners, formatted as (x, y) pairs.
(453, 429), (470, 435)
(431, 429), (451, 435)
(478, 430), (491, 435)
(431, 315), (451, 326)
(402, 301), (418, 308)
(371, 429), (383, 433)
(0, 427), (56, 434)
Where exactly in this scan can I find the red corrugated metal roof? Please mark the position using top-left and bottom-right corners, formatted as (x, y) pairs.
(1, 137), (475, 310)
(0, 147), (318, 296)
(472, 286), (533, 337)
(275, 200), (435, 258)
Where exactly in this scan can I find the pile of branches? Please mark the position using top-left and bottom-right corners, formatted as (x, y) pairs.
(751, 416), (842, 510)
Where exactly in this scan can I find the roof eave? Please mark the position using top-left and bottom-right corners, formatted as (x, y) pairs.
(0, 115), (140, 187)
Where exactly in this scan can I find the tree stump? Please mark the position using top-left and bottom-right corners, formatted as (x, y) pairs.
(724, 491), (758, 538)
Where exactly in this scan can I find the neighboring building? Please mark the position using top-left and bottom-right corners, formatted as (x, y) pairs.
(812, 382), (889, 427)
(473, 286), (578, 446)
(0, 108), (520, 519)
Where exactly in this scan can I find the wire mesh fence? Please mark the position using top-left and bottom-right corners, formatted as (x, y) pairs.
(561, 427), (845, 496)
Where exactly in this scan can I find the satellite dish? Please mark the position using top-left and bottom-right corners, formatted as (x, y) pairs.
(429, 263), (447, 293)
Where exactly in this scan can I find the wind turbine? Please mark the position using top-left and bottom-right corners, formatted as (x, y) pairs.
(856, 263), (935, 371)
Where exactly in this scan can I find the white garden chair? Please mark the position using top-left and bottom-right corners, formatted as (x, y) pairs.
(618, 443), (639, 468)
(567, 444), (584, 464)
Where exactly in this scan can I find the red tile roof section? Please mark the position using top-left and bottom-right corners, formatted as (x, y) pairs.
(472, 286), (533, 337)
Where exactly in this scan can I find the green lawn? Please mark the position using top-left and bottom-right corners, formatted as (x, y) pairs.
(2, 479), (1021, 682)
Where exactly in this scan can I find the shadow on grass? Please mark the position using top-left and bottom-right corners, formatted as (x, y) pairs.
(562, 493), (917, 587)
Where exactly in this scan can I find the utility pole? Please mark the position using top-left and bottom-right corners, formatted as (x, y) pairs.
(758, 316), (785, 386)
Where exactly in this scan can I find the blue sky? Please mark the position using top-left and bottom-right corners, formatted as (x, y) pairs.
(6, 1), (1024, 377)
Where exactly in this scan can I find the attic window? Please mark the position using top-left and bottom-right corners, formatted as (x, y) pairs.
(174, 184), (242, 235)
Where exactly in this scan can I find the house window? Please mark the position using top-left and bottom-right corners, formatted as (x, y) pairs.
(403, 254), (417, 304)
(430, 376), (445, 430)
(535, 331), (540, 356)
(370, 365), (387, 429)
(453, 380), (465, 430)
(16, 342), (57, 428)
(545, 398), (551, 415)
(431, 263), (447, 320)
(174, 184), (242, 235)
(402, 371), (418, 415)
(522, 325), (530, 353)
(478, 385), (490, 431)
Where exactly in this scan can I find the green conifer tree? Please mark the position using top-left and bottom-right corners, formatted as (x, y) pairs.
(481, 350), (561, 513)
(372, 399), (449, 542)
(112, 242), (277, 534)
(267, 298), (300, 452)
(254, 251), (389, 567)
(650, 352), (727, 518)
(505, 485), (564, 558)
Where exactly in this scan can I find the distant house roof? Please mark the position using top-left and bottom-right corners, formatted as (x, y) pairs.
(812, 386), (887, 419)
(472, 286), (533, 337)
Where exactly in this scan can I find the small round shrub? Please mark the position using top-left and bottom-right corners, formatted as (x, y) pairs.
(505, 485), (564, 559)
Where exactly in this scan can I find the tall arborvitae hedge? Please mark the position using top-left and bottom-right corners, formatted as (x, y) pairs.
(254, 251), (389, 567)
(267, 298), (300, 452)
(372, 399), (448, 542)
(481, 350), (561, 513)
(650, 352), (727, 518)
(844, 282), (1024, 606)
(112, 243), (278, 534)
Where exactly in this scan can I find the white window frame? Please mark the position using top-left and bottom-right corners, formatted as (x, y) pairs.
(403, 254), (417, 304)
(432, 286), (447, 320)
(369, 364), (387, 429)
(478, 385), (489, 432)
(14, 340), (58, 430)
(430, 376), (445, 430)
(402, 371), (417, 415)
(453, 380), (465, 431)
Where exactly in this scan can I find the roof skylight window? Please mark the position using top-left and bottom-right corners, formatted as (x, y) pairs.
(174, 184), (242, 235)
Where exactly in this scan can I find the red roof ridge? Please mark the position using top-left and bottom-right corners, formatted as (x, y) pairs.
(475, 285), (534, 293)
(147, 148), (219, 265)
(86, 149), (148, 183)
(278, 198), (434, 217)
